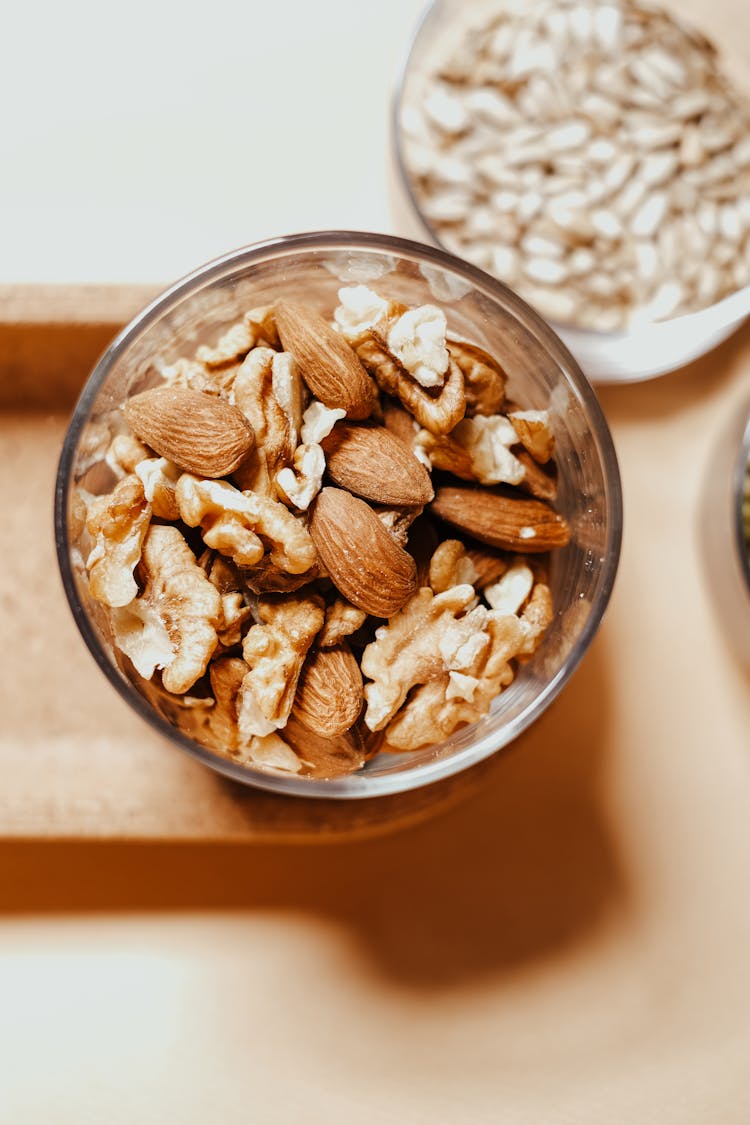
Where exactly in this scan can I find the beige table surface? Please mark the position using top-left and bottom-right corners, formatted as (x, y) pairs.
(2, 0), (750, 1121)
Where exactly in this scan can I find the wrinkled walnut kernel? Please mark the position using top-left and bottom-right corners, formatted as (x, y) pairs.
(138, 524), (222, 694)
(78, 284), (567, 776)
(85, 474), (152, 608)
(239, 592), (325, 737)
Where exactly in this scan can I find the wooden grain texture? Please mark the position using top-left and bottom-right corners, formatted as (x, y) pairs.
(3, 288), (750, 847)
(0, 408), (490, 840)
(0, 307), (499, 841)
(0, 285), (157, 409)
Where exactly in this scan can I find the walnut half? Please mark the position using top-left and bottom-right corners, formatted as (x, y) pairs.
(115, 524), (222, 694)
(85, 474), (152, 608)
(238, 592), (325, 738)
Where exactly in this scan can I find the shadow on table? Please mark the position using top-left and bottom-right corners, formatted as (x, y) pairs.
(0, 632), (627, 989)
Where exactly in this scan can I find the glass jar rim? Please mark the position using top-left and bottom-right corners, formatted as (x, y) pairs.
(54, 230), (623, 799)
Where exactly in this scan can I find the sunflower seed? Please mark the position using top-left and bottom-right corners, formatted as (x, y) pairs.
(630, 192), (668, 237)
(524, 257), (569, 284)
(401, 0), (750, 330)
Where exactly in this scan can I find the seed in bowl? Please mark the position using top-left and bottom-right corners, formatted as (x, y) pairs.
(399, 0), (750, 332)
(75, 288), (570, 779)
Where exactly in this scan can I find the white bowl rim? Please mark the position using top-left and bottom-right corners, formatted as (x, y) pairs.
(391, 0), (750, 379)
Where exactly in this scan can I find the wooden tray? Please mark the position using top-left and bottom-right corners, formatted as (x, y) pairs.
(0, 285), (506, 841)
(5, 286), (749, 844)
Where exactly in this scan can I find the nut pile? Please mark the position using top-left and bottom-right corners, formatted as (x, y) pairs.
(400, 0), (750, 331)
(78, 287), (571, 779)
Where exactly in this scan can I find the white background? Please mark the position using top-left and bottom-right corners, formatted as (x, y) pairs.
(1, 0), (425, 284)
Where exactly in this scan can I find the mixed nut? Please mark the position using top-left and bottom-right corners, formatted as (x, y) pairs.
(77, 287), (571, 778)
(400, 0), (750, 331)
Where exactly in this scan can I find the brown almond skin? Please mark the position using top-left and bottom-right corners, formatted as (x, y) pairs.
(431, 486), (570, 553)
(309, 487), (418, 617)
(514, 449), (558, 502)
(275, 301), (374, 420)
(124, 386), (255, 478)
(292, 643), (363, 738)
(321, 424), (434, 506)
(381, 399), (418, 447)
(282, 713), (366, 779)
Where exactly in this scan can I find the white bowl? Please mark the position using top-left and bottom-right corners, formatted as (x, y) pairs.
(392, 0), (750, 384)
(554, 287), (750, 384)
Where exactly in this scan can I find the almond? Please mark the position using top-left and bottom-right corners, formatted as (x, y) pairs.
(124, 386), (255, 478)
(431, 486), (570, 553)
(382, 399), (418, 447)
(275, 301), (374, 420)
(282, 712), (367, 779)
(292, 643), (363, 738)
(514, 449), (558, 501)
(321, 423), (434, 506)
(309, 487), (418, 617)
